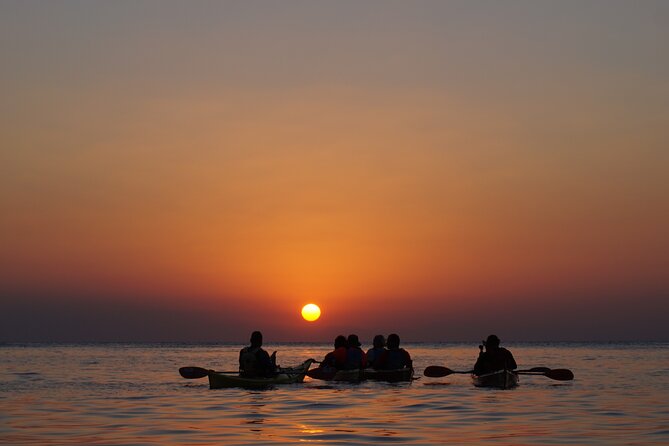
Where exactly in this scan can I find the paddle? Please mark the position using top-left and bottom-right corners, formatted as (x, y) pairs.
(179, 366), (211, 379)
(178, 366), (238, 379)
(517, 368), (574, 381)
(423, 365), (574, 381)
(423, 366), (473, 377)
(518, 367), (551, 373)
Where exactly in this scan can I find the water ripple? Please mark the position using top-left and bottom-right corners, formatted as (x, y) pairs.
(1, 343), (668, 445)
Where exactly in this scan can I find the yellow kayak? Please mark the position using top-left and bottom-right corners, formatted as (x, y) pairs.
(208, 359), (315, 389)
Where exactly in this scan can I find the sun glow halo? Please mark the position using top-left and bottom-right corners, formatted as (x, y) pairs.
(301, 304), (321, 322)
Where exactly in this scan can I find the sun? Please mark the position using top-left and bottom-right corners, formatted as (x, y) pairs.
(301, 303), (321, 322)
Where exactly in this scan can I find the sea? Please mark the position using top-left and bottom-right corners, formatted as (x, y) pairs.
(1, 342), (668, 445)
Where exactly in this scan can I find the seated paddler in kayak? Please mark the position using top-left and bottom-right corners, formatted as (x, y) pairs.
(365, 334), (387, 368)
(345, 334), (367, 370)
(239, 331), (277, 378)
(318, 335), (348, 370)
(374, 333), (412, 370)
(473, 334), (517, 375)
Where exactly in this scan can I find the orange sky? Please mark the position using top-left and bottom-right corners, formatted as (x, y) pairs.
(1, 1), (668, 341)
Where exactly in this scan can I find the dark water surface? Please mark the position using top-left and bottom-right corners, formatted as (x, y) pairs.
(1, 343), (668, 445)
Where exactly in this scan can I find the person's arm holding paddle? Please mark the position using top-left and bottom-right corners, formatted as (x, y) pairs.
(474, 343), (487, 375)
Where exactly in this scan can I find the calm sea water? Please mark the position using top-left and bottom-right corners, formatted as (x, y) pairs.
(1, 343), (668, 445)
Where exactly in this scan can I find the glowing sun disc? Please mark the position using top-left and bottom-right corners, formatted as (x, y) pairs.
(301, 304), (321, 322)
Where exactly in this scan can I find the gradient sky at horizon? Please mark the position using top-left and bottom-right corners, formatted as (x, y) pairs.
(1, 1), (668, 342)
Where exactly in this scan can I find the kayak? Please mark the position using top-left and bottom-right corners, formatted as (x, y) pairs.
(472, 369), (519, 389)
(307, 367), (414, 383)
(208, 359), (315, 389)
(307, 367), (363, 382)
(363, 368), (414, 382)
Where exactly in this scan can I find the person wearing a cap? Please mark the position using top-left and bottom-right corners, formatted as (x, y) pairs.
(239, 331), (277, 378)
(344, 334), (367, 370)
(375, 333), (412, 370)
(366, 334), (387, 368)
(473, 334), (517, 375)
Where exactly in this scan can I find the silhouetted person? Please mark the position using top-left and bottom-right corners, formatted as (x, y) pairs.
(239, 331), (276, 378)
(345, 334), (367, 370)
(366, 334), (386, 368)
(375, 333), (412, 370)
(321, 335), (348, 370)
(474, 334), (517, 375)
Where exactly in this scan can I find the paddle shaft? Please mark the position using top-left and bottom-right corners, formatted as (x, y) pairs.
(179, 366), (239, 379)
(517, 367), (551, 373)
(518, 368), (574, 381)
(423, 366), (473, 377)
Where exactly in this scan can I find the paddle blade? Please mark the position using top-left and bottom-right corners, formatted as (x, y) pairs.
(528, 367), (551, 373)
(545, 368), (574, 381)
(179, 366), (210, 379)
(423, 366), (453, 378)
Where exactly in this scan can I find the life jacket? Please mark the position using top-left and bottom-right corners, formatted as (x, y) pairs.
(366, 347), (386, 367)
(475, 348), (516, 374)
(323, 346), (347, 369)
(239, 346), (262, 377)
(345, 347), (367, 370)
(379, 348), (411, 370)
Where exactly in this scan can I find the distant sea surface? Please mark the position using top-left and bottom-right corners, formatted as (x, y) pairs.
(1, 342), (668, 445)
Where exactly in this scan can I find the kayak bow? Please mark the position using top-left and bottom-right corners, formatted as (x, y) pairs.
(471, 369), (519, 389)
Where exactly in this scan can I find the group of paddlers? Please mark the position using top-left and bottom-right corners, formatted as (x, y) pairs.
(319, 333), (412, 371)
(238, 331), (516, 378)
